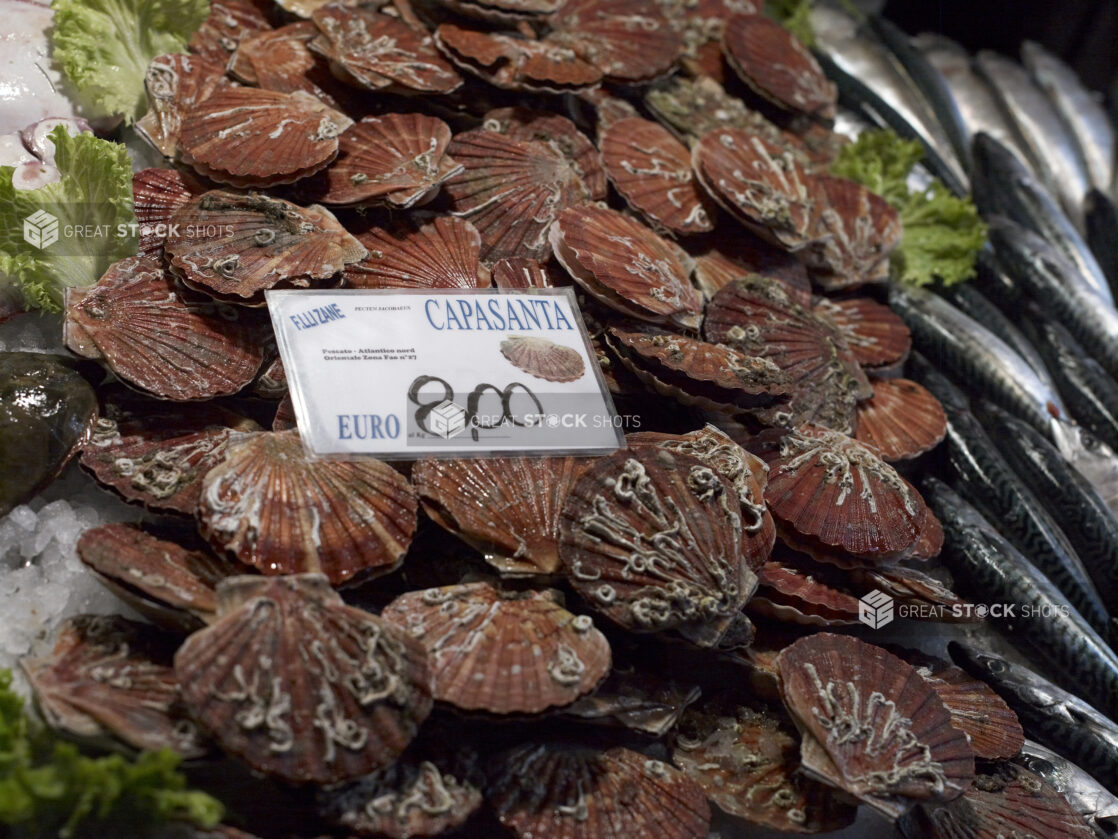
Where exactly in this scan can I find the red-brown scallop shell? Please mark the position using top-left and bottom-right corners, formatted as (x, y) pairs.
(802, 175), (903, 290)
(691, 232), (813, 306)
(189, 0), (273, 66)
(166, 191), (367, 304)
(550, 204), (702, 330)
(381, 583), (611, 714)
(778, 633), (975, 820)
(444, 129), (589, 262)
(492, 258), (554, 290)
(175, 574), (433, 784)
(559, 445), (757, 648)
(578, 86), (641, 133)
(751, 559), (862, 626)
(662, 0), (760, 81)
(911, 504), (946, 560)
(310, 5), (462, 94)
(813, 295), (912, 371)
(547, 0), (683, 84)
(692, 128), (821, 251)
(722, 14), (837, 119)
(750, 425), (930, 561)
(436, 0), (562, 21)
(600, 117), (716, 235)
(63, 256), (264, 400)
(229, 22), (349, 110)
(272, 392), (297, 431)
(132, 168), (203, 258)
(180, 87), (352, 187)
(312, 114), (460, 208)
(343, 216), (486, 291)
(136, 53), (227, 160)
(562, 667), (702, 736)
(483, 107), (607, 201)
(672, 700), (857, 833)
(703, 275), (870, 433)
(20, 615), (207, 757)
(855, 378), (949, 461)
(499, 335), (586, 383)
(489, 743), (710, 839)
(196, 430), (417, 586)
(413, 455), (585, 577)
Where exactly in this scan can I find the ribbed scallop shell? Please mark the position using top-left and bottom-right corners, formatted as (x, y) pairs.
(563, 667), (701, 735)
(691, 233), (813, 305)
(579, 86), (641, 132)
(548, 0), (683, 84)
(850, 568), (972, 623)
(310, 5), (462, 94)
(344, 217), (485, 291)
(76, 524), (235, 632)
(751, 560), (861, 626)
(273, 392), (297, 431)
(855, 378), (948, 462)
(63, 256), (264, 400)
(703, 275), (870, 433)
(489, 743), (710, 839)
(132, 168), (202, 258)
(750, 425), (929, 560)
(673, 702), (857, 833)
(499, 336), (586, 383)
(911, 503), (945, 560)
(813, 296), (912, 371)
(412, 455), (585, 576)
(314, 114), (460, 208)
(600, 117), (715, 235)
(483, 107), (606, 201)
(21, 615), (206, 757)
(166, 191), (367, 303)
(559, 446), (757, 647)
(803, 176), (903, 290)
(434, 25), (602, 93)
(136, 53), (227, 160)
(550, 204), (702, 330)
(197, 430), (417, 585)
(778, 633), (975, 820)
(436, 0), (562, 21)
(693, 128), (821, 250)
(229, 22), (346, 108)
(174, 574), (433, 784)
(722, 14), (836, 119)
(444, 129), (589, 262)
(381, 583), (611, 714)
(180, 88), (352, 187)
(492, 258), (554, 289)
(188, 0), (272, 65)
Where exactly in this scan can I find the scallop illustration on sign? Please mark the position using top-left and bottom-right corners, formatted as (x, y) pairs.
(499, 336), (586, 382)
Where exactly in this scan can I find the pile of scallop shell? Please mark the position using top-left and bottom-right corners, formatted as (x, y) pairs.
(21, 0), (1086, 837)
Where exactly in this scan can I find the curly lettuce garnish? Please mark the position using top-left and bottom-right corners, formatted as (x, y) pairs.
(0, 669), (223, 838)
(0, 127), (137, 313)
(51, 0), (210, 123)
(766, 0), (815, 47)
(831, 129), (987, 287)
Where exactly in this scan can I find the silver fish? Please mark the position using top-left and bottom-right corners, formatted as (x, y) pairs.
(976, 50), (1093, 230)
(1022, 41), (1115, 197)
(1051, 420), (1118, 520)
(1015, 740), (1118, 837)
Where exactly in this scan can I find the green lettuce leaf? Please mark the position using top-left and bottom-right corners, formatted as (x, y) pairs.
(766, 0), (815, 47)
(831, 129), (987, 287)
(0, 127), (137, 313)
(51, 0), (210, 123)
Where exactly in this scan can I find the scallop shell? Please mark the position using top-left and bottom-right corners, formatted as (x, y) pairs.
(197, 430), (417, 585)
(492, 258), (554, 290)
(499, 335), (586, 383)
(912, 505), (945, 560)
(559, 445), (757, 647)
(692, 128), (821, 251)
(662, 0), (760, 81)
(600, 117), (715, 235)
(435, 0), (562, 21)
(343, 216), (485, 291)
(412, 455), (586, 577)
(132, 168), (202, 258)
(229, 22), (348, 109)
(751, 559), (862, 626)
(272, 392), (297, 431)
(813, 296), (912, 371)
(313, 114), (460, 208)
(855, 378), (948, 461)
(673, 701), (857, 833)
(76, 524), (236, 632)
(607, 325), (790, 414)
(489, 743), (710, 839)
(778, 633), (975, 820)
(562, 667), (701, 736)
(852, 569), (970, 625)
(175, 574), (433, 784)
(381, 583), (611, 714)
(751, 425), (930, 560)
(188, 0), (273, 65)
(20, 615), (206, 757)
(444, 129), (589, 262)
(63, 256), (264, 400)
(180, 88), (353, 187)
(722, 14), (836, 119)
(703, 275), (870, 433)
(802, 176), (903, 290)
(135, 53), (227, 160)
(547, 0), (683, 84)
(434, 25), (603, 93)
(549, 204), (702, 330)
(691, 232), (813, 306)
(578, 85), (641, 133)
(483, 107), (606, 201)
(310, 5), (462, 94)
(166, 191), (367, 304)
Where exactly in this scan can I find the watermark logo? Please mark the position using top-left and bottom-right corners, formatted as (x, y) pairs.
(23, 210), (59, 249)
(859, 590), (894, 629)
(428, 399), (466, 439)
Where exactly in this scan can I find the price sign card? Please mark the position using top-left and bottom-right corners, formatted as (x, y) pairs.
(267, 288), (625, 459)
